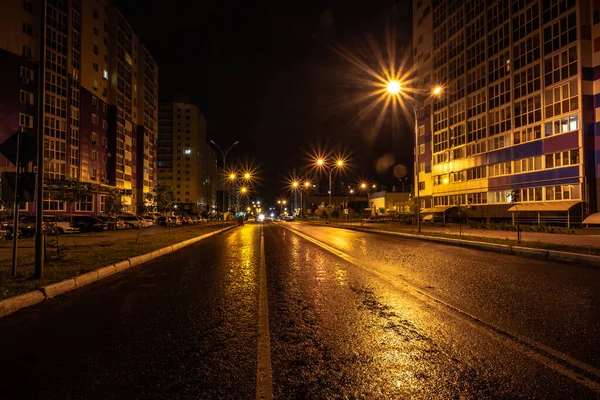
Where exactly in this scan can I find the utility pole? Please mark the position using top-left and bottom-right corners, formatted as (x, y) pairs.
(34, 0), (47, 279)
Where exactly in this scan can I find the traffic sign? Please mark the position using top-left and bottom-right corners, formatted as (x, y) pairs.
(0, 131), (37, 166)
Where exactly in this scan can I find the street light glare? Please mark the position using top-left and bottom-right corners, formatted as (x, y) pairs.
(361, 183), (367, 189)
(244, 173), (251, 179)
(229, 173), (236, 180)
(292, 181), (299, 187)
(304, 181), (310, 187)
(433, 86), (443, 96)
(387, 80), (401, 95)
(336, 159), (344, 167)
(316, 158), (325, 166)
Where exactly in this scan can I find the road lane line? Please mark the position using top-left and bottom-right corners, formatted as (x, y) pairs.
(279, 223), (600, 393)
(256, 230), (273, 400)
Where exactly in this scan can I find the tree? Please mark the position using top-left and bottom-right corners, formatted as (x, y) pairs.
(104, 188), (124, 218)
(49, 178), (91, 220)
(154, 182), (174, 215)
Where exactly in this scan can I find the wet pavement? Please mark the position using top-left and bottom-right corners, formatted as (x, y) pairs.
(0, 223), (598, 399)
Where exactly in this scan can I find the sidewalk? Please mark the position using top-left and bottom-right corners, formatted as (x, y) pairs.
(307, 220), (600, 251)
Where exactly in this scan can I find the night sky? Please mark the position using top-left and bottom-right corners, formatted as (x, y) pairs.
(117, 0), (414, 199)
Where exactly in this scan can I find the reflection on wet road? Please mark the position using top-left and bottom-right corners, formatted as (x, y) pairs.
(0, 223), (597, 399)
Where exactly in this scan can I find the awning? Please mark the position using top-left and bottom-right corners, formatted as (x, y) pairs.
(420, 205), (458, 214)
(507, 201), (581, 212)
(421, 214), (434, 221)
(582, 212), (600, 225)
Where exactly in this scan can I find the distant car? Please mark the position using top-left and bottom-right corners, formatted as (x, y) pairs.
(96, 216), (127, 231)
(142, 216), (154, 227)
(119, 215), (144, 228)
(71, 216), (108, 232)
(362, 216), (382, 223)
(247, 216), (256, 223)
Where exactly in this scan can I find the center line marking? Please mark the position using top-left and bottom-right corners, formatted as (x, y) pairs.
(256, 229), (273, 400)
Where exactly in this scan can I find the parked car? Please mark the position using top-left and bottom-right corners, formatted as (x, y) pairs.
(118, 215), (145, 228)
(96, 216), (127, 231)
(71, 216), (108, 232)
(43, 216), (80, 234)
(142, 216), (154, 227)
(157, 216), (181, 226)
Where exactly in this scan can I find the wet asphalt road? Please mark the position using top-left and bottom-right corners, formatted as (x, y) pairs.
(0, 223), (598, 399)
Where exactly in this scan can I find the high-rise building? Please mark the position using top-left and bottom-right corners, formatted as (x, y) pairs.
(158, 102), (217, 213)
(412, 0), (600, 225)
(0, 0), (157, 215)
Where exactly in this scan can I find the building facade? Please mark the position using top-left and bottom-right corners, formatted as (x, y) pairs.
(412, 0), (600, 224)
(0, 0), (157, 215)
(158, 102), (217, 213)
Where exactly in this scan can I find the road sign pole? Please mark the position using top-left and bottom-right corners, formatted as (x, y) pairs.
(11, 131), (21, 277)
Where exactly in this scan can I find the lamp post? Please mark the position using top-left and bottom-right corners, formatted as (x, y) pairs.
(316, 158), (344, 206)
(385, 80), (442, 233)
(210, 140), (239, 218)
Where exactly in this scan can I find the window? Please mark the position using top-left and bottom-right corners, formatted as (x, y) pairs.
(418, 181), (425, 191)
(434, 130), (449, 153)
(21, 45), (33, 58)
(91, 150), (97, 160)
(514, 64), (540, 99)
(93, 8), (99, 19)
(93, 45), (99, 55)
(22, 23), (33, 36)
(20, 90), (33, 105)
(76, 195), (94, 212)
(466, 40), (485, 71)
(467, 91), (486, 118)
(93, 27), (99, 36)
(487, 0), (509, 30)
(513, 156), (543, 174)
(19, 113), (33, 128)
(419, 125), (425, 136)
(449, 54), (464, 80)
(467, 64), (486, 93)
(467, 115), (486, 143)
(43, 192), (65, 211)
(102, 120), (107, 130)
(513, 125), (542, 145)
(102, 137), (107, 148)
(545, 149), (579, 168)
(488, 161), (511, 177)
(23, 0), (33, 13)
(544, 113), (579, 136)
(467, 166), (486, 180)
(92, 114), (98, 125)
(92, 96), (98, 107)
(487, 23), (510, 57)
(449, 101), (465, 126)
(543, 12), (577, 55)
(92, 132), (97, 144)
(92, 79), (98, 90)
(489, 106), (511, 137)
(542, 0), (576, 24)
(544, 46), (577, 87)
(466, 15), (484, 48)
(513, 3), (540, 42)
(103, 70), (108, 80)
(545, 184), (580, 201)
(544, 80), (578, 118)
(449, 124), (465, 148)
(20, 66), (33, 82)
(419, 162), (425, 173)
(513, 34), (540, 71)
(488, 79), (511, 110)
(514, 95), (542, 128)
(93, 62), (99, 71)
(488, 52), (510, 83)
(466, 141), (487, 156)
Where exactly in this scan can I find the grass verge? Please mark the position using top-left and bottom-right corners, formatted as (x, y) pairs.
(0, 222), (235, 300)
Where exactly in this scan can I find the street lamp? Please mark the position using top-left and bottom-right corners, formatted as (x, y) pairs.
(385, 80), (443, 233)
(210, 140), (239, 218)
(315, 157), (345, 206)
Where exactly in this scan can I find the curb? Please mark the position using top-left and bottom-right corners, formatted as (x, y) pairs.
(321, 224), (600, 267)
(1, 224), (238, 318)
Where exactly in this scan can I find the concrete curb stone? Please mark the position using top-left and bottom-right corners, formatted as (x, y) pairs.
(41, 279), (77, 299)
(74, 271), (99, 287)
(0, 291), (45, 317)
(114, 259), (132, 271)
(96, 265), (117, 279)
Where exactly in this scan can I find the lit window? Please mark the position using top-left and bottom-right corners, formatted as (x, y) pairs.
(184, 149), (192, 154)
(103, 70), (108, 80)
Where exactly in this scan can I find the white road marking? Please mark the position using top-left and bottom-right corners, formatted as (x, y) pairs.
(256, 229), (273, 400)
(280, 224), (600, 393)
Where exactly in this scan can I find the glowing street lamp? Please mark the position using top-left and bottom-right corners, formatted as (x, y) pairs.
(315, 157), (346, 206)
(385, 80), (443, 233)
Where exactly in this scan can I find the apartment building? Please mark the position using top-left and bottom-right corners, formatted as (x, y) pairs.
(158, 102), (217, 213)
(412, 0), (600, 224)
(0, 0), (157, 215)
